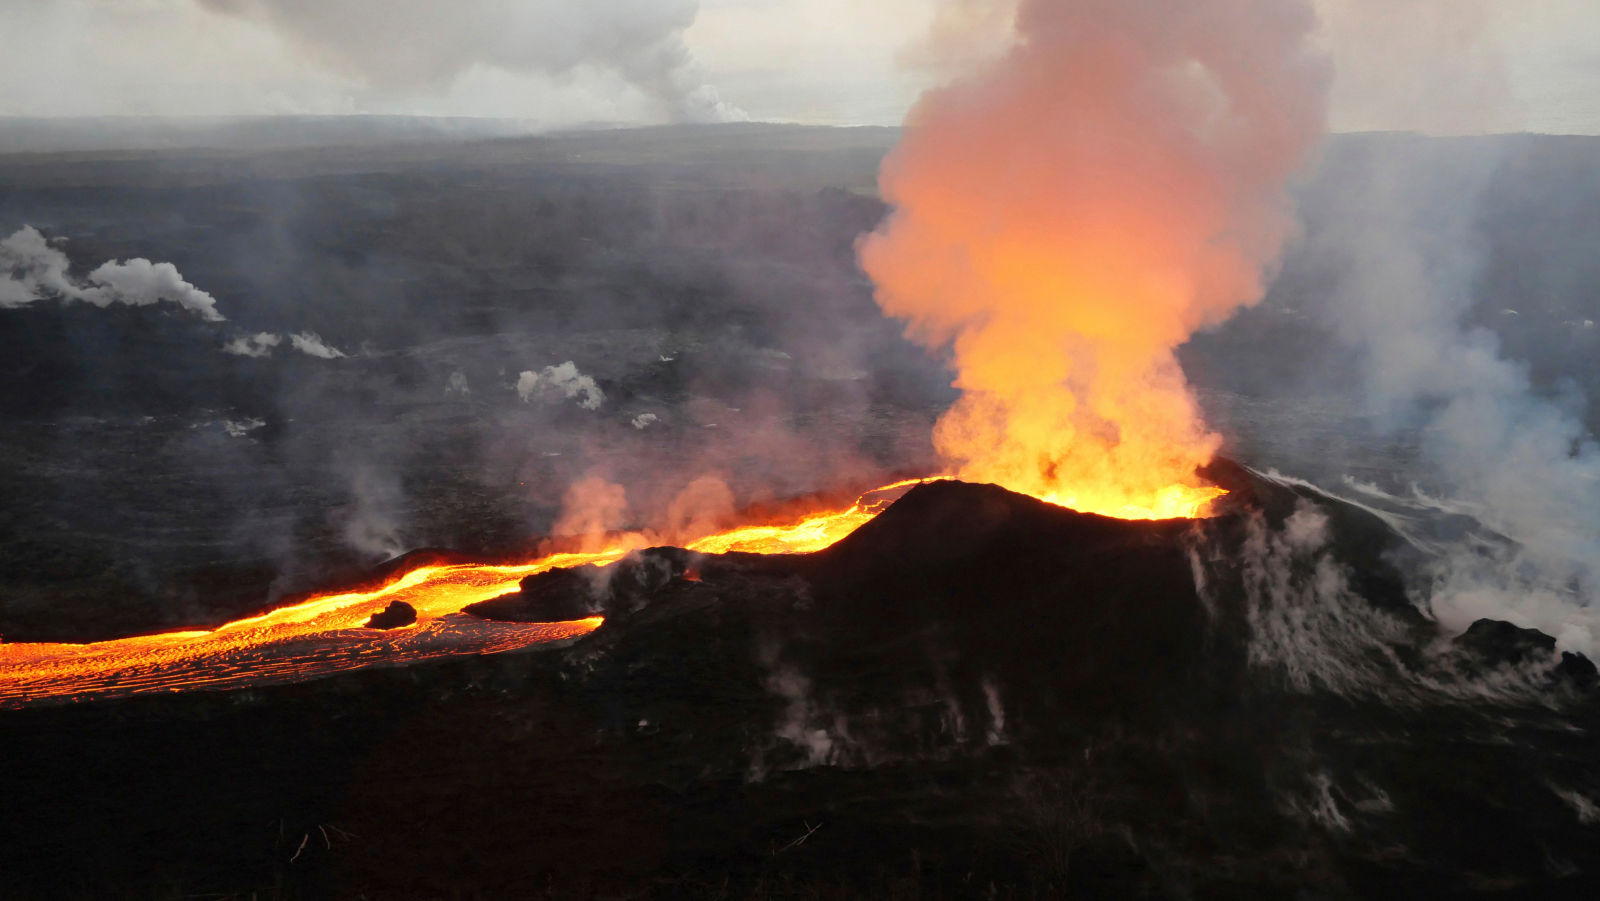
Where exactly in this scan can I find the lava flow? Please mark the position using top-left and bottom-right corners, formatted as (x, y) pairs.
(0, 474), (1222, 708)
(0, 478), (940, 708)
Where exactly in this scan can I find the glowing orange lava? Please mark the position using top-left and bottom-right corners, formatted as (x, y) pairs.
(1024, 480), (1224, 522)
(0, 474), (1223, 708)
(0, 478), (936, 708)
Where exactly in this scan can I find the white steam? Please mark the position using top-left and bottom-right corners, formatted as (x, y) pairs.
(288, 332), (347, 359)
(341, 466), (407, 560)
(1, 226), (223, 321)
(1551, 786), (1600, 825)
(1308, 146), (1600, 656)
(1226, 477), (1580, 703)
(517, 362), (604, 410)
(222, 332), (282, 357)
(194, 0), (744, 123)
(765, 663), (839, 768)
(1239, 500), (1414, 696)
(222, 330), (347, 359)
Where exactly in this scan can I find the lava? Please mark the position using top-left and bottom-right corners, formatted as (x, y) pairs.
(1031, 482), (1226, 522)
(0, 478), (930, 707)
(0, 474), (1221, 707)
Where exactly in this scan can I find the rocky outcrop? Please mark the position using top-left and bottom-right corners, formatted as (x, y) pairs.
(364, 601), (417, 630)
(465, 546), (708, 623)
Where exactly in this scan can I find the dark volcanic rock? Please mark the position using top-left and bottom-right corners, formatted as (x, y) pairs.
(801, 479), (1230, 720)
(363, 601), (417, 630)
(11, 472), (1600, 900)
(1559, 650), (1600, 686)
(480, 473), (1596, 896)
(1453, 617), (1600, 685)
(467, 546), (713, 623)
(1457, 617), (1558, 667)
(467, 566), (600, 622)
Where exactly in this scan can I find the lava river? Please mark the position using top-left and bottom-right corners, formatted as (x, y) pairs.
(0, 474), (1226, 707)
(0, 480), (931, 708)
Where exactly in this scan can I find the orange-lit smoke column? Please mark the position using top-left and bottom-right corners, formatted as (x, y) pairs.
(860, 0), (1328, 519)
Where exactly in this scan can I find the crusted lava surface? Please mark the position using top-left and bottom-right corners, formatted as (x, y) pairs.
(4, 469), (1598, 899)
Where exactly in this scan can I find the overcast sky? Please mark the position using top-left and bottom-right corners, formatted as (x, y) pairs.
(1, 0), (1596, 134)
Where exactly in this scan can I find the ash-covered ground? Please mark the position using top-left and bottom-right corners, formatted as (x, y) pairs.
(5, 123), (1600, 898)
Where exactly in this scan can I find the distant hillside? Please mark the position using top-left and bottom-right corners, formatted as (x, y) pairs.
(0, 115), (539, 154)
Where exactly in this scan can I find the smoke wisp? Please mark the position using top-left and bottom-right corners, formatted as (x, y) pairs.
(221, 330), (348, 359)
(288, 331), (347, 359)
(222, 332), (283, 358)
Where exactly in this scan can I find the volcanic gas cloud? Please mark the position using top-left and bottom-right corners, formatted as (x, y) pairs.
(860, 0), (1329, 519)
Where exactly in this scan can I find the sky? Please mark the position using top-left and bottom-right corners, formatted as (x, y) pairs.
(0, 0), (1596, 134)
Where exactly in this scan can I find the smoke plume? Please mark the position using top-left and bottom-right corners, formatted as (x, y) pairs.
(859, 0), (1329, 519)
(288, 331), (347, 359)
(517, 362), (605, 410)
(341, 465), (407, 560)
(1, 226), (224, 321)
(662, 474), (735, 543)
(222, 330), (347, 359)
(195, 0), (744, 122)
(550, 474), (631, 550)
(1306, 143), (1600, 654)
(223, 332), (283, 357)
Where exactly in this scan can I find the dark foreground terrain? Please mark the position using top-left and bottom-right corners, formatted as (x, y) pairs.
(4, 470), (1597, 899)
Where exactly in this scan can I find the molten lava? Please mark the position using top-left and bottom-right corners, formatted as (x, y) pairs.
(0, 473), (1225, 708)
(0, 478), (937, 707)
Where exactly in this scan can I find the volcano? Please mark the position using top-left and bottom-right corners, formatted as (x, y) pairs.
(4, 465), (1597, 898)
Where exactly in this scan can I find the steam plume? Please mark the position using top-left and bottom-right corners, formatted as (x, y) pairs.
(196, 0), (744, 122)
(662, 474), (734, 543)
(551, 474), (631, 550)
(222, 331), (347, 359)
(1, 226), (224, 321)
(518, 362), (605, 410)
(288, 331), (347, 359)
(223, 332), (282, 357)
(1308, 145), (1600, 654)
(860, 0), (1328, 518)
(341, 466), (407, 560)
